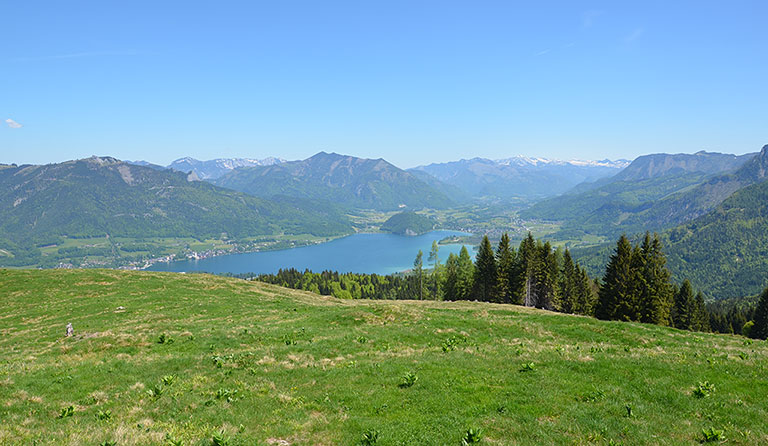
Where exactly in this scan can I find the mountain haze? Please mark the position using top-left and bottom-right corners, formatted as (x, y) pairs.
(214, 152), (455, 210)
(411, 156), (628, 200)
(168, 156), (286, 180)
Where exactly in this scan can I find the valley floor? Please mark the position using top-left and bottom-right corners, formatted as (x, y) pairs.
(0, 269), (766, 445)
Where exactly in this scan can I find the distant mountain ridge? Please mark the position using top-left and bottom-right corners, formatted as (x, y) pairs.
(214, 151), (455, 211)
(410, 156), (628, 200)
(521, 149), (759, 238)
(168, 156), (286, 179)
(610, 151), (754, 182)
(0, 156), (352, 266)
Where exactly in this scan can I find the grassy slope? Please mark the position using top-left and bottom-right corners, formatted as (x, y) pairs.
(1, 270), (766, 446)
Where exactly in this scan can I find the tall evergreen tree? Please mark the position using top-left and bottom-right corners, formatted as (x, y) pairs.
(559, 249), (578, 313)
(456, 246), (475, 301)
(413, 250), (424, 300)
(574, 266), (597, 316)
(495, 233), (515, 304)
(428, 241), (442, 300)
(472, 235), (497, 302)
(693, 292), (710, 332)
(639, 233), (673, 325)
(518, 233), (539, 307)
(751, 286), (768, 340)
(535, 242), (560, 310)
(597, 235), (636, 321)
(672, 279), (695, 330)
(444, 252), (459, 301)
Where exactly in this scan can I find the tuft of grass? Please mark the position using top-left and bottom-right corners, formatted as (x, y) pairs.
(693, 381), (716, 398)
(398, 371), (418, 388)
(519, 362), (535, 372)
(147, 384), (165, 399)
(359, 429), (380, 445)
(161, 374), (177, 386)
(158, 333), (174, 344)
(95, 409), (112, 421)
(461, 427), (483, 445)
(700, 427), (726, 443)
(211, 431), (230, 446)
(57, 405), (75, 419)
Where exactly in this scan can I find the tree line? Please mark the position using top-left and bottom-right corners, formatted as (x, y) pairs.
(251, 232), (768, 340)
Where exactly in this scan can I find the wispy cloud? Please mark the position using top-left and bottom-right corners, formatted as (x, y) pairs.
(582, 10), (603, 28)
(625, 27), (645, 42)
(5, 119), (23, 129)
(12, 50), (143, 62)
(536, 48), (552, 56)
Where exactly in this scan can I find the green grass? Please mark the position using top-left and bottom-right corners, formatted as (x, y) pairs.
(1, 269), (766, 445)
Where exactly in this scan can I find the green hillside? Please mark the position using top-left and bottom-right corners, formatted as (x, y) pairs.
(1, 269), (766, 445)
(214, 152), (455, 211)
(380, 211), (435, 235)
(665, 178), (768, 299)
(523, 148), (763, 240)
(0, 157), (353, 267)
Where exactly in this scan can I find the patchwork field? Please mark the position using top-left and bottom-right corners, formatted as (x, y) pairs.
(0, 269), (766, 445)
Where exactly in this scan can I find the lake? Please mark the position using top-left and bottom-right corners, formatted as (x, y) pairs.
(147, 230), (473, 275)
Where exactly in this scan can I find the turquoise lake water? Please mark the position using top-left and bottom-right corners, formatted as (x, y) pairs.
(147, 230), (472, 275)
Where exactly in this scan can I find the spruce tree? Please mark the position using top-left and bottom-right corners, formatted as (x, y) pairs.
(694, 292), (710, 332)
(559, 249), (577, 313)
(472, 235), (497, 302)
(597, 235), (635, 321)
(518, 233), (539, 307)
(428, 241), (442, 300)
(413, 250), (424, 300)
(444, 253), (459, 301)
(574, 266), (597, 316)
(495, 233), (515, 304)
(638, 233), (673, 325)
(672, 279), (695, 330)
(751, 286), (768, 340)
(456, 246), (475, 301)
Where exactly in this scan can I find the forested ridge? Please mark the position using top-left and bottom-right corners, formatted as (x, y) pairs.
(253, 232), (766, 339)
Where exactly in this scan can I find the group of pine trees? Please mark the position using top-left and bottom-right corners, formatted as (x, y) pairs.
(441, 233), (597, 316)
(251, 231), (768, 340)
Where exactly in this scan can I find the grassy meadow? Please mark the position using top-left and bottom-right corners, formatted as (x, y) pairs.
(0, 269), (766, 445)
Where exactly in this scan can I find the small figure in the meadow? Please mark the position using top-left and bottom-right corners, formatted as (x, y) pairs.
(65, 322), (73, 337)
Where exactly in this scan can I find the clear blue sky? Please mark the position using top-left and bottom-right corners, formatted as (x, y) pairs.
(2, 1), (766, 167)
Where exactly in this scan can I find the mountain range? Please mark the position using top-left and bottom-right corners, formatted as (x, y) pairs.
(214, 151), (456, 211)
(0, 157), (352, 266)
(410, 156), (628, 200)
(521, 149), (759, 238)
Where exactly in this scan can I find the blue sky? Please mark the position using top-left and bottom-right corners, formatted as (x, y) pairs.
(2, 1), (766, 167)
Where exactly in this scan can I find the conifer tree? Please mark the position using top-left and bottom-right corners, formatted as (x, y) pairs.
(428, 241), (442, 300)
(413, 250), (424, 300)
(639, 233), (673, 325)
(574, 266), (597, 316)
(518, 233), (539, 307)
(472, 235), (497, 302)
(444, 252), (459, 301)
(456, 246), (475, 301)
(535, 242), (560, 310)
(495, 233), (515, 304)
(597, 235), (635, 321)
(751, 286), (768, 340)
(559, 249), (578, 313)
(672, 279), (695, 330)
(694, 292), (710, 332)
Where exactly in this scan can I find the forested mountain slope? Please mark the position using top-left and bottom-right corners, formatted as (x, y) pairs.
(215, 152), (455, 210)
(0, 157), (352, 265)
